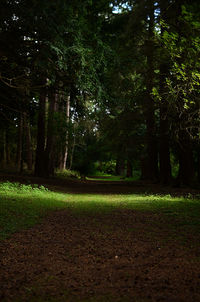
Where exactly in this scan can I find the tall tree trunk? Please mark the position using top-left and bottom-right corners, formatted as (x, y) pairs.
(197, 151), (200, 184)
(115, 156), (125, 176)
(159, 64), (171, 184)
(61, 95), (70, 170)
(159, 106), (171, 184)
(126, 160), (133, 178)
(24, 113), (33, 171)
(2, 130), (6, 168)
(16, 113), (23, 172)
(159, 1), (172, 185)
(34, 87), (47, 177)
(44, 89), (58, 177)
(69, 128), (76, 170)
(159, 0), (171, 185)
(176, 132), (195, 186)
(5, 130), (11, 166)
(143, 0), (158, 181)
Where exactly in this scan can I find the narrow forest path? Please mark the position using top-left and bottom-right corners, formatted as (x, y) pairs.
(1, 209), (200, 302)
(0, 176), (200, 301)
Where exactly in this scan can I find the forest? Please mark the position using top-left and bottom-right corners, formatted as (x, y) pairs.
(0, 0), (200, 186)
(1, 1), (200, 302)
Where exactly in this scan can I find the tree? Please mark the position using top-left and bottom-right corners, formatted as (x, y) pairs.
(0, 0), (199, 186)
(157, 0), (200, 185)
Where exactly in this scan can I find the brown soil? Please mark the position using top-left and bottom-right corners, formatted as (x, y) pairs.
(0, 175), (200, 302)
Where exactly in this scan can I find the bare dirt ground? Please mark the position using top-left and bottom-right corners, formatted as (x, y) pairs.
(0, 175), (200, 301)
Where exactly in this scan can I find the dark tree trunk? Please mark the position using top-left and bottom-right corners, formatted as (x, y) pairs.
(159, 71), (171, 184)
(126, 160), (133, 178)
(193, 145), (200, 183)
(159, 0), (172, 185)
(115, 157), (125, 176)
(69, 130), (76, 170)
(143, 0), (159, 181)
(1, 130), (10, 168)
(44, 89), (58, 177)
(5, 130), (11, 166)
(60, 95), (70, 170)
(16, 113), (23, 172)
(176, 132), (195, 186)
(24, 113), (33, 171)
(2, 130), (6, 168)
(34, 87), (47, 177)
(159, 123), (171, 185)
(197, 152), (200, 183)
(159, 88), (171, 184)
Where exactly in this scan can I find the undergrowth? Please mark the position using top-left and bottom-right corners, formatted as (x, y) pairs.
(55, 169), (80, 179)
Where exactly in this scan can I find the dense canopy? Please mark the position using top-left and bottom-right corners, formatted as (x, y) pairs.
(0, 0), (200, 186)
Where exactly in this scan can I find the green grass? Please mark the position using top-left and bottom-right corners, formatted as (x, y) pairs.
(55, 169), (140, 181)
(0, 182), (68, 240)
(86, 175), (139, 181)
(0, 181), (200, 241)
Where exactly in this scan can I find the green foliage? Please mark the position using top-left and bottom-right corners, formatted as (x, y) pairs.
(159, 6), (200, 112)
(55, 169), (80, 179)
(0, 182), (49, 193)
(98, 160), (116, 174)
(1, 0), (200, 184)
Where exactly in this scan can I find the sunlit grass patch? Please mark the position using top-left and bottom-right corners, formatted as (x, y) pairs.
(0, 182), (67, 240)
(86, 175), (138, 181)
(0, 181), (200, 240)
(55, 169), (80, 179)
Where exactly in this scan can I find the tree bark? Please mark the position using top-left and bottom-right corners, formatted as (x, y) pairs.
(143, 0), (159, 181)
(159, 115), (171, 184)
(2, 130), (6, 168)
(197, 152), (200, 183)
(159, 52), (171, 183)
(44, 89), (58, 177)
(5, 130), (11, 166)
(176, 132), (195, 186)
(69, 129), (76, 170)
(115, 157), (125, 176)
(16, 113), (23, 172)
(126, 160), (133, 178)
(159, 71), (171, 184)
(158, 0), (172, 185)
(34, 87), (47, 177)
(24, 113), (33, 171)
(60, 95), (70, 170)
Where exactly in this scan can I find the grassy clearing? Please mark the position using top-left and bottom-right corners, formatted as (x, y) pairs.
(86, 175), (139, 181)
(0, 181), (200, 241)
(0, 182), (67, 240)
(55, 169), (140, 181)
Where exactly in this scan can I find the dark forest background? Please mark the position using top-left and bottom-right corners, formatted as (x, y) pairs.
(0, 0), (200, 186)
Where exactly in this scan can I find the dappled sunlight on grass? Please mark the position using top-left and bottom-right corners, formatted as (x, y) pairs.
(0, 182), (67, 239)
(0, 181), (200, 240)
